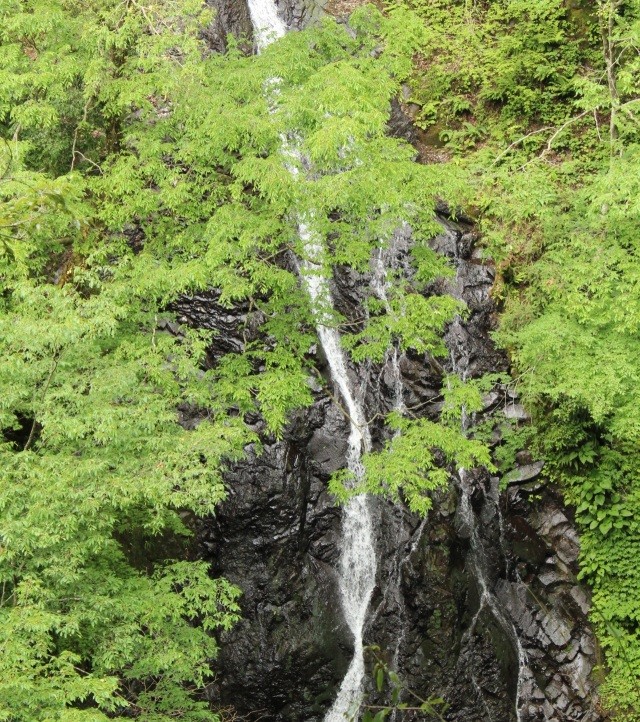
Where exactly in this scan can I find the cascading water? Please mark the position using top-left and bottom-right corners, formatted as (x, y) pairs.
(246, 3), (377, 718)
(371, 244), (406, 416)
(246, 0), (286, 49)
(455, 469), (528, 722)
(368, 244), (408, 703)
(298, 238), (377, 722)
(446, 225), (530, 720)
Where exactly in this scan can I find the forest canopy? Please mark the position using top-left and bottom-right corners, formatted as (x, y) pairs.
(1, 0), (640, 719)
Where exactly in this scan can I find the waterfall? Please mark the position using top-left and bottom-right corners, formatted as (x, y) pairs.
(246, 4), (377, 718)
(246, 0), (286, 50)
(299, 235), (376, 722)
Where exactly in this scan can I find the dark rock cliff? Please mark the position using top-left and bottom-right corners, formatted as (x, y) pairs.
(273, 0), (327, 30)
(172, 221), (602, 721)
(203, 0), (254, 53)
(180, 3), (605, 719)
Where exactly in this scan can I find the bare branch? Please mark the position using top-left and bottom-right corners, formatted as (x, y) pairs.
(23, 352), (60, 452)
(491, 126), (553, 167)
(539, 109), (591, 158)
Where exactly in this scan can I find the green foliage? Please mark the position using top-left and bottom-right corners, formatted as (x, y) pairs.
(0, 145), (86, 282)
(440, 373), (500, 426)
(0, 263), (250, 720)
(0, 3), (253, 717)
(330, 404), (493, 514)
(344, 293), (462, 363)
(492, 423), (535, 483)
(0, 558), (240, 721)
(468, 1), (640, 714)
(389, 0), (595, 149)
(0, 0), (488, 716)
(0, 0), (211, 173)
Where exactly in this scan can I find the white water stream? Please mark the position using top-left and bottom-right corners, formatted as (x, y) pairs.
(299, 237), (376, 722)
(247, 5), (377, 718)
(456, 471), (527, 722)
(247, 0), (286, 49)
(450, 327), (527, 721)
(371, 244), (406, 416)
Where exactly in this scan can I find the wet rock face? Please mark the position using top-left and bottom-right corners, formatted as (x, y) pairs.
(418, 221), (601, 721)
(187, 226), (602, 722)
(364, 487), (520, 722)
(500, 486), (601, 722)
(275, 0), (327, 30)
(202, 0), (254, 53)
(180, 215), (603, 722)
(200, 401), (351, 720)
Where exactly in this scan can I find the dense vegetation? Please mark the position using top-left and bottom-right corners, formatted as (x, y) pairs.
(399, 1), (640, 716)
(1, 0), (639, 719)
(0, 2), (482, 718)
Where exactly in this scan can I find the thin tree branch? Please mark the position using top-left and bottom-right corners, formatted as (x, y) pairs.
(71, 150), (103, 175)
(70, 100), (91, 172)
(23, 352), (60, 452)
(491, 127), (553, 166)
(539, 109), (591, 158)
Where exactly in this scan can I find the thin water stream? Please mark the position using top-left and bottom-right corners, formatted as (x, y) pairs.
(456, 470), (527, 722)
(298, 239), (376, 722)
(246, 4), (377, 718)
(450, 308), (528, 720)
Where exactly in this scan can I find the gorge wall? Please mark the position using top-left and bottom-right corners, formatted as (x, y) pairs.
(179, 3), (608, 720)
